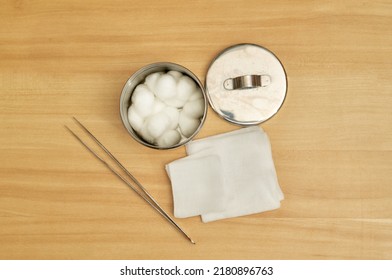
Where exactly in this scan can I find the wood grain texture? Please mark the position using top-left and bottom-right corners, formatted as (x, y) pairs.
(0, 0), (391, 259)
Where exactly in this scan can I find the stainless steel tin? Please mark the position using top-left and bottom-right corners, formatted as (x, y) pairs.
(120, 62), (208, 150)
(205, 43), (287, 126)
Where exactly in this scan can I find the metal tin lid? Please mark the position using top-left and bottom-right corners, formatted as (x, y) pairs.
(205, 43), (287, 125)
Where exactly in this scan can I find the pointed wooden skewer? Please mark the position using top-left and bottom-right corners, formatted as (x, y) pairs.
(65, 121), (195, 244)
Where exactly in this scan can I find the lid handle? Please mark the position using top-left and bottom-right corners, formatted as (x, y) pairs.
(223, 74), (271, 90)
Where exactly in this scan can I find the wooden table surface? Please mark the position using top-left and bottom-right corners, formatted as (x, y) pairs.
(1, 0), (391, 260)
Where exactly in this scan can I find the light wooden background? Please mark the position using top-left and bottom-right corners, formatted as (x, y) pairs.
(1, 0), (391, 260)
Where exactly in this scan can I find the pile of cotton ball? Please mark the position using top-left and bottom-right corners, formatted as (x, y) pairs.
(128, 70), (205, 148)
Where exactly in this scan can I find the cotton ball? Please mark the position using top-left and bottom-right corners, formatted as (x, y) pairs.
(146, 112), (171, 139)
(131, 84), (150, 103)
(164, 96), (187, 108)
(152, 98), (166, 114)
(177, 127), (188, 142)
(167, 70), (183, 81)
(162, 106), (180, 130)
(155, 74), (177, 101)
(128, 106), (144, 132)
(182, 99), (205, 119)
(145, 72), (162, 92)
(179, 111), (200, 138)
(139, 126), (155, 144)
(131, 84), (155, 118)
(189, 88), (203, 101)
(156, 130), (181, 148)
(177, 75), (196, 102)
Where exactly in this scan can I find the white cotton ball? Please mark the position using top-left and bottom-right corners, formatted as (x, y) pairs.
(164, 96), (187, 108)
(167, 70), (183, 81)
(146, 112), (171, 139)
(128, 106), (144, 132)
(139, 125), (155, 144)
(176, 75), (196, 102)
(162, 106), (180, 130)
(156, 130), (181, 147)
(189, 88), (203, 101)
(131, 84), (150, 103)
(177, 127), (188, 142)
(182, 99), (205, 119)
(131, 84), (155, 118)
(155, 74), (177, 101)
(179, 111), (200, 138)
(145, 72), (162, 92)
(152, 98), (166, 114)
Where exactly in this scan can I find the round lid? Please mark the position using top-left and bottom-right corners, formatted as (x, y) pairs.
(205, 44), (287, 125)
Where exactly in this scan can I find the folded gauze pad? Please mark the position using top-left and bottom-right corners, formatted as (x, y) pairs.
(165, 152), (225, 218)
(187, 126), (283, 222)
(166, 126), (283, 222)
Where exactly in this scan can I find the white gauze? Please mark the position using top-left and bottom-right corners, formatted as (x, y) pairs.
(165, 150), (225, 218)
(186, 126), (283, 223)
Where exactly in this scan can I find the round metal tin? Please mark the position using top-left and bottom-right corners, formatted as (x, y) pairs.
(205, 43), (287, 126)
(119, 62), (208, 150)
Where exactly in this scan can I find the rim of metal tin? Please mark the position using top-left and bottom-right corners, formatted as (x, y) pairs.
(120, 62), (208, 150)
(205, 43), (288, 126)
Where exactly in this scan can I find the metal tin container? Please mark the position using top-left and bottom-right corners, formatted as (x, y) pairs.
(205, 43), (287, 126)
(120, 62), (208, 150)
(120, 44), (287, 149)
